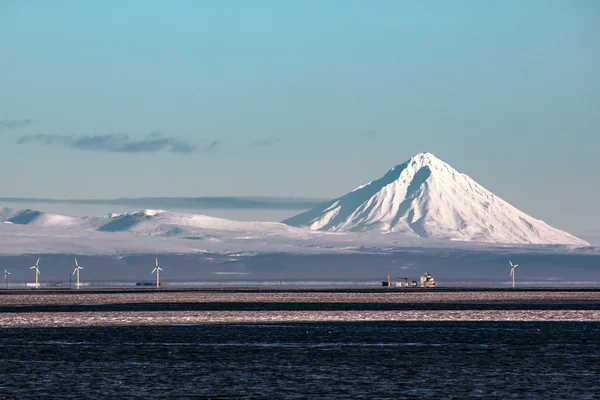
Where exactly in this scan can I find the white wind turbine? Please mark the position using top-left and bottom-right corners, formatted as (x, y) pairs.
(509, 260), (519, 288)
(152, 258), (163, 288)
(73, 258), (84, 289)
(30, 258), (41, 288)
(4, 269), (10, 289)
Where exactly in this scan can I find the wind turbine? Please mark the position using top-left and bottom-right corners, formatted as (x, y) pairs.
(30, 258), (40, 288)
(152, 258), (163, 288)
(509, 260), (519, 288)
(73, 258), (84, 289)
(4, 269), (10, 289)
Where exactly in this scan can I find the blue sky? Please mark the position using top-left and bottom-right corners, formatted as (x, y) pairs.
(0, 1), (598, 239)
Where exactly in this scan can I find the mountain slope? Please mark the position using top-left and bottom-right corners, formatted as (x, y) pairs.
(283, 153), (588, 246)
(0, 207), (83, 228)
(94, 209), (319, 239)
(0, 207), (317, 238)
(0, 206), (428, 256)
(0, 204), (593, 257)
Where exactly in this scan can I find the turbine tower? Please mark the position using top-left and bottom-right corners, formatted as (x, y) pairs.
(509, 260), (519, 288)
(152, 258), (163, 288)
(73, 258), (84, 289)
(30, 258), (41, 288)
(4, 269), (10, 289)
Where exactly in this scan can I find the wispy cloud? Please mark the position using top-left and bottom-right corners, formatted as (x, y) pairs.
(252, 138), (280, 147)
(0, 119), (34, 132)
(205, 139), (221, 152)
(17, 133), (197, 154)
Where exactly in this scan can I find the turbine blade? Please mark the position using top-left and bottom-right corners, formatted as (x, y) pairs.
(514, 264), (519, 268)
(75, 258), (79, 267)
(36, 258), (40, 266)
(156, 258), (159, 267)
(152, 268), (157, 274)
(30, 266), (36, 269)
(509, 260), (513, 267)
(80, 267), (84, 270)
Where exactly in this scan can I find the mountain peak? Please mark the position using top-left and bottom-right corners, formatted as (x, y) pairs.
(388, 152), (452, 175)
(410, 151), (439, 163)
(283, 154), (588, 246)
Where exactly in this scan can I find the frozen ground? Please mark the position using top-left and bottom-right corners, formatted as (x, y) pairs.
(2, 289), (599, 327)
(2, 289), (600, 306)
(3, 309), (600, 328)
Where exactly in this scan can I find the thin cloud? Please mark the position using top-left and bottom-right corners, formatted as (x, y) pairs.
(17, 133), (196, 154)
(252, 138), (280, 147)
(205, 139), (221, 152)
(17, 134), (59, 145)
(0, 119), (34, 132)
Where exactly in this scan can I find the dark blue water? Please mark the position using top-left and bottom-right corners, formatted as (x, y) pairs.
(1, 322), (599, 399)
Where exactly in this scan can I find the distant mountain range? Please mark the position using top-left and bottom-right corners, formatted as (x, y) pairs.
(0, 207), (315, 238)
(284, 153), (588, 246)
(1, 204), (592, 258)
(0, 152), (590, 258)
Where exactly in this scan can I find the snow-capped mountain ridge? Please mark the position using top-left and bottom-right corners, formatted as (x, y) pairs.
(0, 203), (592, 258)
(0, 206), (321, 239)
(283, 152), (588, 246)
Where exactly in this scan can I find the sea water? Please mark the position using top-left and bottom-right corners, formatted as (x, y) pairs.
(1, 321), (599, 399)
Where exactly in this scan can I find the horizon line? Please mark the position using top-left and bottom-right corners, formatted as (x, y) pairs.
(0, 196), (329, 210)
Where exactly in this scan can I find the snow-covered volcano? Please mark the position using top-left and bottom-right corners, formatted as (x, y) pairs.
(283, 153), (588, 246)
